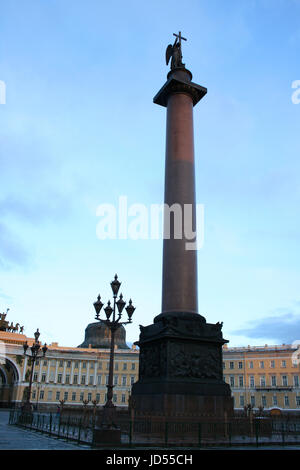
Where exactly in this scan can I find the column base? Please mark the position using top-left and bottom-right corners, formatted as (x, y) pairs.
(131, 311), (233, 419)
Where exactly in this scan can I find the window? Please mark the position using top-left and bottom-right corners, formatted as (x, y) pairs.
(271, 375), (277, 386)
(249, 376), (255, 388)
(64, 392), (68, 401)
(89, 375), (94, 385)
(43, 360), (47, 366)
(106, 363), (109, 370)
(59, 360), (63, 367)
(105, 375), (109, 385)
(249, 361), (253, 369)
(73, 375), (78, 384)
(56, 391), (60, 400)
(281, 360), (286, 368)
(67, 361), (71, 368)
(270, 360), (275, 368)
(222, 362), (226, 369)
(284, 395), (289, 407)
(75, 362), (79, 369)
(33, 373), (38, 382)
(57, 374), (62, 383)
(122, 376), (127, 386)
(96, 393), (100, 402)
(259, 361), (264, 369)
(123, 363), (127, 371)
(90, 362), (94, 369)
(282, 376), (288, 386)
(230, 376), (235, 387)
(32, 390), (36, 399)
(49, 371), (55, 382)
(130, 376), (135, 385)
(296, 396), (300, 407)
(113, 394), (117, 403)
(121, 394), (126, 403)
(238, 376), (244, 387)
(98, 362), (102, 370)
(238, 362), (243, 369)
(114, 375), (119, 385)
(65, 375), (70, 384)
(41, 373), (46, 382)
(97, 375), (102, 385)
(239, 395), (244, 407)
(39, 390), (44, 400)
(262, 395), (266, 407)
(229, 362), (234, 370)
(250, 396), (255, 407)
(273, 395), (278, 406)
(36, 360), (40, 366)
(131, 363), (136, 370)
(88, 393), (92, 401)
(72, 392), (76, 401)
(48, 391), (52, 400)
(115, 362), (119, 371)
(81, 375), (86, 385)
(294, 376), (299, 387)
(80, 392), (84, 401)
(260, 376), (266, 387)
(82, 362), (86, 369)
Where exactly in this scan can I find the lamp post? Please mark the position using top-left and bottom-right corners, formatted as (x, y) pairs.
(93, 274), (135, 430)
(23, 329), (47, 413)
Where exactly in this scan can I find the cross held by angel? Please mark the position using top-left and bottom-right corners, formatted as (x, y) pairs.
(166, 31), (187, 70)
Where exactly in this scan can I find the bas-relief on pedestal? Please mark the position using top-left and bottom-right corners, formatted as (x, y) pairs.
(131, 33), (233, 417)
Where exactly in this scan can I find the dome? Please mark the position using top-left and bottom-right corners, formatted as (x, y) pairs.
(77, 320), (130, 349)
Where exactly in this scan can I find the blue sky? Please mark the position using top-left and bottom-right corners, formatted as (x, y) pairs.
(0, 0), (300, 348)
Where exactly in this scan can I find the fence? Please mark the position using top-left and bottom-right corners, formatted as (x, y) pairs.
(9, 410), (300, 448)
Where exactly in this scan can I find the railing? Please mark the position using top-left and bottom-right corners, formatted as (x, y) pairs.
(8, 410), (300, 448)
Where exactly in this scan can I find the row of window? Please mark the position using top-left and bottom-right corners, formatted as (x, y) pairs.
(31, 389), (128, 404)
(34, 359), (137, 371)
(226, 375), (299, 388)
(234, 394), (300, 408)
(33, 372), (136, 386)
(223, 359), (292, 369)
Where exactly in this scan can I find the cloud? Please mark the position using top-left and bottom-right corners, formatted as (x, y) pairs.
(232, 305), (300, 344)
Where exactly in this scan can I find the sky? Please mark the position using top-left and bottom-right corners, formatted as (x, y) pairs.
(0, 0), (300, 349)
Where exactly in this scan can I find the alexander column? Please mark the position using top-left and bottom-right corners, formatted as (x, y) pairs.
(131, 33), (233, 417)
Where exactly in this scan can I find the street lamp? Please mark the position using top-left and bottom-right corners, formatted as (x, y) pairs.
(22, 329), (47, 413)
(93, 274), (135, 429)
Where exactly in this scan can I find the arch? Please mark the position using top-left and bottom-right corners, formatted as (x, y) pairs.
(0, 356), (21, 383)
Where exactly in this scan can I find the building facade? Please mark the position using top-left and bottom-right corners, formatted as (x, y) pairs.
(0, 330), (139, 410)
(1, 328), (300, 414)
(223, 343), (300, 413)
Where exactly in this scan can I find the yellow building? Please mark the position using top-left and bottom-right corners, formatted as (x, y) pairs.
(1, 316), (300, 415)
(0, 329), (139, 410)
(223, 343), (300, 413)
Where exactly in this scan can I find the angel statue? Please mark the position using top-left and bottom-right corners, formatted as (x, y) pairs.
(166, 31), (186, 70)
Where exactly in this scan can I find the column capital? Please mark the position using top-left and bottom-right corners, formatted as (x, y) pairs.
(153, 68), (207, 108)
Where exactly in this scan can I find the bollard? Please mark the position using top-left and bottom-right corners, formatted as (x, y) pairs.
(228, 422), (232, 447)
(198, 423), (202, 448)
(165, 422), (169, 446)
(129, 420), (132, 446)
(78, 418), (82, 445)
(282, 423), (285, 446)
(255, 420), (259, 447)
